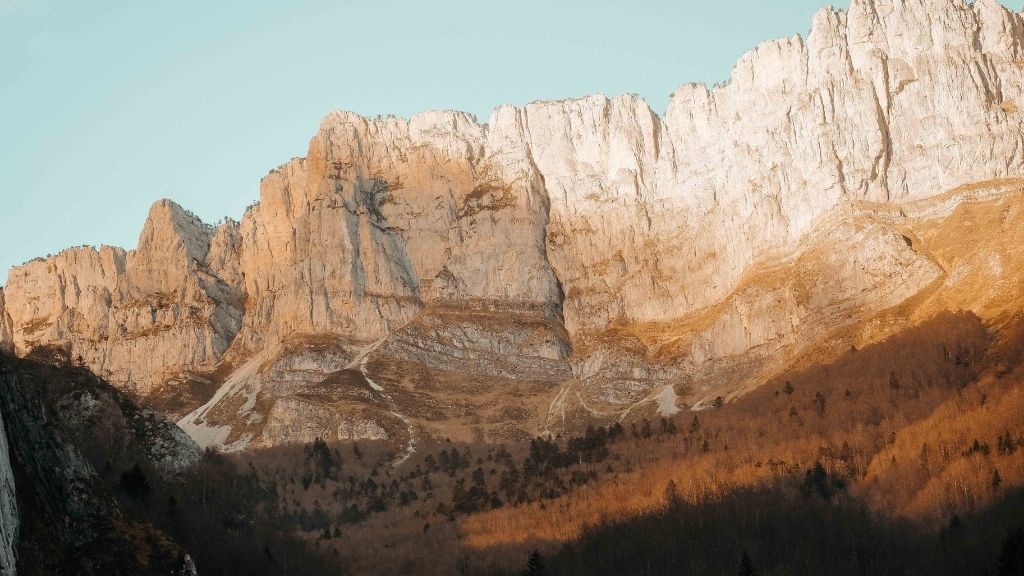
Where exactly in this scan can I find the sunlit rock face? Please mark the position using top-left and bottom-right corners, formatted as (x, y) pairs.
(3, 0), (1024, 449)
(0, 200), (243, 397)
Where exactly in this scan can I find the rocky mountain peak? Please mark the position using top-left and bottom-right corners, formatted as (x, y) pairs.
(3, 0), (1024, 450)
(129, 199), (215, 293)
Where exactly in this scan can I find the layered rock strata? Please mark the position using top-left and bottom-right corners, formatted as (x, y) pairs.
(3, 0), (1024, 448)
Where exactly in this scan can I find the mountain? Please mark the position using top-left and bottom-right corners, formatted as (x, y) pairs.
(3, 0), (1024, 455)
(0, 350), (348, 576)
(0, 350), (199, 575)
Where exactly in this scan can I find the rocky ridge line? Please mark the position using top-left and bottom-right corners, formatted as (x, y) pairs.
(2, 0), (1024, 448)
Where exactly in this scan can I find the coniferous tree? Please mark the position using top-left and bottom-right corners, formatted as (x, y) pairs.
(120, 463), (151, 499)
(664, 479), (681, 508)
(814, 391), (827, 416)
(888, 371), (900, 392)
(522, 550), (547, 576)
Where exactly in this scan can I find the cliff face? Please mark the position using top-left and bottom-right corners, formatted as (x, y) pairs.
(0, 352), (199, 574)
(0, 291), (12, 356)
(0, 201), (244, 397)
(0, 409), (16, 576)
(4, 0), (1024, 449)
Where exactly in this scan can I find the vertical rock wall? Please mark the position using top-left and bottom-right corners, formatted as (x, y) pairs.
(0, 409), (16, 576)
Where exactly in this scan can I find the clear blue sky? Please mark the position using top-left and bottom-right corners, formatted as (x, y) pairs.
(1, 0), (1020, 284)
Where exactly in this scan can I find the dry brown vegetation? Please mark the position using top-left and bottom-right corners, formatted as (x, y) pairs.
(204, 310), (1024, 575)
(19, 303), (1024, 574)
(461, 311), (998, 548)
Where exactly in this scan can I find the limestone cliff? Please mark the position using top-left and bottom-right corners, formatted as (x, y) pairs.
(0, 409), (16, 576)
(0, 351), (199, 574)
(5, 0), (1024, 450)
(1, 201), (244, 397)
(0, 290), (12, 356)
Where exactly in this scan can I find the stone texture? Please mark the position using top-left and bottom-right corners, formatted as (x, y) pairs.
(3, 0), (1024, 449)
(1, 201), (244, 396)
(0, 408), (17, 576)
(0, 290), (11, 355)
(0, 352), (198, 574)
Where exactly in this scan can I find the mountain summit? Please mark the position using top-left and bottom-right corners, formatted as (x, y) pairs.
(3, 0), (1024, 453)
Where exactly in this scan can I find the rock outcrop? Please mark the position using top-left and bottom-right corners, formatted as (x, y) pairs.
(1, 201), (244, 397)
(0, 351), (198, 574)
(0, 409), (17, 576)
(4, 0), (1024, 449)
(0, 291), (12, 357)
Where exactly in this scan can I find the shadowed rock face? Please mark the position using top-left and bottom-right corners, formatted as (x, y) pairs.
(4, 0), (1024, 450)
(0, 352), (198, 575)
(0, 409), (16, 576)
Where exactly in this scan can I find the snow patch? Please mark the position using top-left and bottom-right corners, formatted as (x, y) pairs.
(178, 350), (269, 449)
(179, 421), (232, 450)
(390, 411), (416, 466)
(360, 356), (384, 392)
(222, 433), (254, 453)
(543, 385), (571, 434)
(655, 385), (680, 416)
(347, 337), (415, 466)
(238, 378), (261, 415)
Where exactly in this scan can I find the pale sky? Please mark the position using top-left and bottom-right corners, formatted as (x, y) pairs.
(2, 0), (1021, 284)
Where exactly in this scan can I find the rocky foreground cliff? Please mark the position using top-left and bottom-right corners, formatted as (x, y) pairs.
(0, 351), (200, 575)
(3, 0), (1024, 452)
